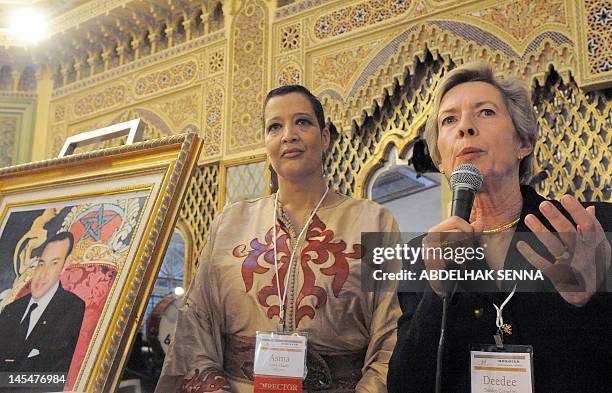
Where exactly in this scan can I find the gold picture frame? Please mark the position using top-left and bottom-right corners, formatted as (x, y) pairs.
(0, 133), (202, 392)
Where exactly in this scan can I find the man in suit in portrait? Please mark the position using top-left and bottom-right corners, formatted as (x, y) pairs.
(0, 231), (85, 373)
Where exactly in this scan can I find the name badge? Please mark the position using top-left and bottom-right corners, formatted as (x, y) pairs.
(470, 344), (534, 393)
(254, 331), (307, 392)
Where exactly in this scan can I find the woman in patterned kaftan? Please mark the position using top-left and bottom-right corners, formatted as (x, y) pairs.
(157, 85), (402, 393)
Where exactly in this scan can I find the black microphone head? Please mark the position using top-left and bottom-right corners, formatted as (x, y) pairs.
(450, 164), (483, 193)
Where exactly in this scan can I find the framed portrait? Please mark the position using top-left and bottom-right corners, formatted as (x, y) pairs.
(0, 133), (202, 392)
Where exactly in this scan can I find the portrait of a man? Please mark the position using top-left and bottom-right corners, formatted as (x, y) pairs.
(0, 231), (85, 373)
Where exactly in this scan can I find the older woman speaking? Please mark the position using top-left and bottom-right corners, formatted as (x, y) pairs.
(388, 63), (611, 393)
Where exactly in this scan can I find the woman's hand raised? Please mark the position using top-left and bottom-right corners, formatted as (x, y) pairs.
(517, 195), (611, 307)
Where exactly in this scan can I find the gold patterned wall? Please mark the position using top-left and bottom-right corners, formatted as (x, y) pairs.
(227, 0), (267, 154)
(0, 114), (18, 167)
(0, 0), (610, 260)
(180, 163), (220, 260)
(273, 0), (611, 206)
(0, 94), (36, 166)
(533, 73), (611, 201)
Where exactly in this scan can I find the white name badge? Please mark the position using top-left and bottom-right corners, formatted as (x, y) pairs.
(254, 331), (307, 378)
(470, 344), (534, 393)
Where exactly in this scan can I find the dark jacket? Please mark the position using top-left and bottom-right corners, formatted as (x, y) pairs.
(0, 283), (85, 373)
(388, 186), (612, 393)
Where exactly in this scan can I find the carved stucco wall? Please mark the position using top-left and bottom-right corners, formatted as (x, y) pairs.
(227, 0), (267, 155)
(27, 0), (611, 256)
(0, 95), (36, 167)
(0, 114), (18, 168)
(272, 0), (610, 204)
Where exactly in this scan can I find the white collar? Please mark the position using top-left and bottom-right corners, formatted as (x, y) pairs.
(28, 281), (60, 310)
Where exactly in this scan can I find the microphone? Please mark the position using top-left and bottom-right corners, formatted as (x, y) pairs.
(434, 164), (482, 393)
(449, 164), (483, 221)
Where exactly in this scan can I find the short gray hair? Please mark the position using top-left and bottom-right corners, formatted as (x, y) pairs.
(424, 62), (538, 184)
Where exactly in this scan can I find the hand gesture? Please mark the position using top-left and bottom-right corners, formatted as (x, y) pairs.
(517, 195), (611, 306)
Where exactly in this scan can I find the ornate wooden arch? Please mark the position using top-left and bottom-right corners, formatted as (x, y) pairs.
(325, 45), (610, 203)
(321, 21), (578, 134)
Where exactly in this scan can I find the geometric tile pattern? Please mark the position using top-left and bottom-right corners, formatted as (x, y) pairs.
(313, 0), (414, 40)
(584, 0), (612, 74)
(280, 23), (301, 52)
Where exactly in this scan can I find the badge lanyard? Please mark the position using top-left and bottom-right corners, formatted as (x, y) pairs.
(492, 283), (517, 348)
(471, 285), (534, 393)
(272, 186), (329, 332)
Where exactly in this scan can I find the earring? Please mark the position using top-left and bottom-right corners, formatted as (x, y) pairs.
(518, 155), (523, 160)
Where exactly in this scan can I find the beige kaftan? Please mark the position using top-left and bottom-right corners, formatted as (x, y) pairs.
(156, 193), (401, 393)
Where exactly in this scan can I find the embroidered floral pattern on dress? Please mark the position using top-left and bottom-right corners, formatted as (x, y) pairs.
(234, 215), (363, 327)
(180, 368), (232, 393)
